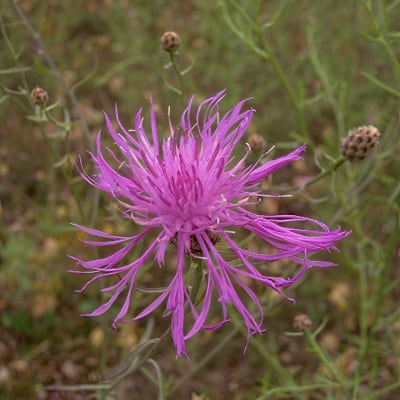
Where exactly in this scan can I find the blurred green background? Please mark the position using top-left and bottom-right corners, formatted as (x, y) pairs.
(1, 0), (400, 399)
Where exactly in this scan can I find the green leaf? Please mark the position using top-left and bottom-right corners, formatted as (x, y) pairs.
(26, 115), (46, 123)
(52, 154), (69, 168)
(0, 66), (32, 75)
(289, 131), (307, 143)
(0, 95), (10, 105)
(362, 71), (400, 97)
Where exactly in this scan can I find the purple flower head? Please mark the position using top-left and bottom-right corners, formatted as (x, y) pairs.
(71, 91), (349, 358)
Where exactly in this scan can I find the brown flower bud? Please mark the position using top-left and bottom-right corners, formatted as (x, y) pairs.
(161, 31), (181, 53)
(293, 313), (312, 331)
(31, 87), (49, 106)
(341, 125), (381, 161)
(248, 133), (267, 153)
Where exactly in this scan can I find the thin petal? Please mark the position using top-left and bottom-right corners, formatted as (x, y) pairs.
(246, 145), (306, 186)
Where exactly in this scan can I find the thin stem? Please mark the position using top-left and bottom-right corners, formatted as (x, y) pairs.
(0, 12), (30, 92)
(371, 215), (399, 329)
(257, 33), (309, 143)
(189, 257), (204, 304)
(11, 0), (92, 150)
(258, 382), (346, 398)
(46, 383), (110, 392)
(297, 157), (346, 191)
(232, 316), (308, 400)
(169, 52), (185, 102)
(365, 380), (400, 400)
(307, 27), (346, 135)
(304, 330), (346, 388)
(168, 327), (239, 397)
(251, 336), (308, 400)
(360, 0), (400, 78)
(36, 122), (86, 220)
(351, 240), (369, 399)
(109, 334), (170, 390)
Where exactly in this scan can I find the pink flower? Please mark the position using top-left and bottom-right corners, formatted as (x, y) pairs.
(71, 91), (349, 357)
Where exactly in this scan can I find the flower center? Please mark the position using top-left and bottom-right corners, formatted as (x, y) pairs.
(169, 231), (221, 255)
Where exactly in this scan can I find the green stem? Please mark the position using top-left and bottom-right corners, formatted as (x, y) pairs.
(44, 108), (71, 130)
(258, 34), (309, 143)
(232, 316), (308, 400)
(169, 52), (185, 100)
(297, 157), (346, 191)
(304, 330), (346, 387)
(350, 237), (369, 399)
(0, 12), (30, 93)
(11, 0), (92, 150)
(250, 335), (308, 400)
(36, 123), (85, 221)
(189, 257), (204, 304)
(168, 327), (239, 397)
(360, 0), (400, 78)
(45, 383), (110, 391)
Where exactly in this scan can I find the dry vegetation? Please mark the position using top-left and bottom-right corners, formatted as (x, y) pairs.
(1, 1), (400, 399)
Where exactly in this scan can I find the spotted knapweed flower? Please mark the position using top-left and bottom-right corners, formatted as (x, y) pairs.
(71, 91), (349, 358)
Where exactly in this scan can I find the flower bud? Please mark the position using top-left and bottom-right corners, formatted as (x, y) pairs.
(341, 125), (381, 161)
(248, 133), (267, 153)
(31, 87), (49, 106)
(161, 31), (181, 53)
(293, 313), (312, 331)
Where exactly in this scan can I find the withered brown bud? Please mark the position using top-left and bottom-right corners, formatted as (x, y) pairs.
(161, 31), (181, 53)
(293, 313), (312, 331)
(248, 133), (267, 153)
(31, 87), (49, 106)
(341, 125), (381, 161)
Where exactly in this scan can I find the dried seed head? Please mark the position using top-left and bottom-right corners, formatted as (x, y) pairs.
(293, 313), (312, 331)
(31, 87), (49, 106)
(161, 31), (181, 52)
(248, 133), (267, 153)
(341, 125), (381, 161)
